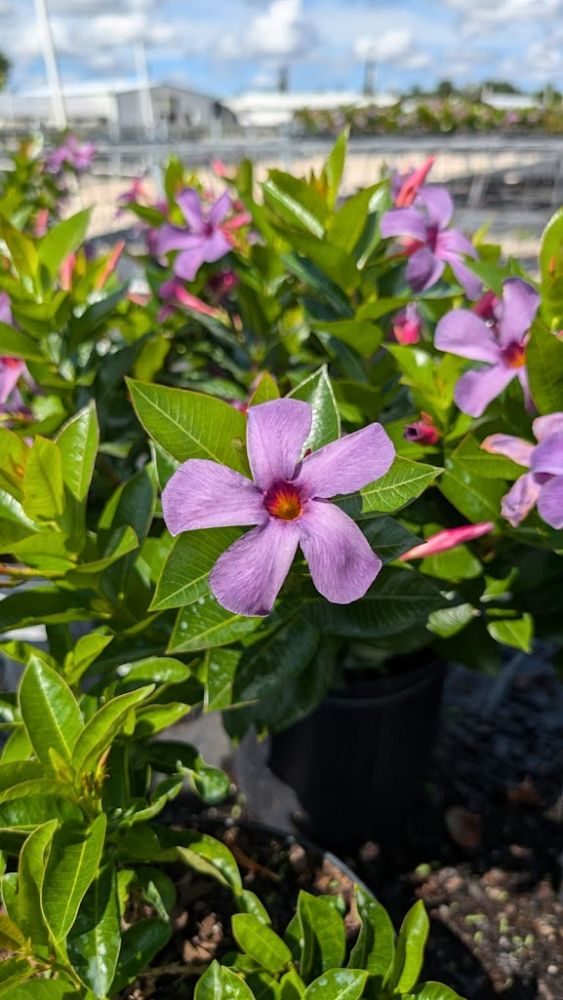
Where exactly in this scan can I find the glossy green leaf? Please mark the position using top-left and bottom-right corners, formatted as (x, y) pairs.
(19, 658), (83, 768)
(233, 617), (319, 703)
(168, 593), (261, 653)
(439, 457), (505, 523)
(0, 217), (39, 281)
(134, 702), (190, 736)
(289, 367), (340, 449)
(22, 437), (64, 521)
(359, 458), (441, 515)
(250, 373), (280, 406)
(12, 820), (58, 946)
(322, 130), (347, 207)
(67, 862), (120, 997)
(196, 962), (255, 1000)
(116, 656), (191, 690)
(205, 647), (241, 712)
(487, 613), (533, 652)
(233, 913), (292, 972)
(263, 172), (326, 238)
(310, 568), (444, 637)
(361, 518), (420, 563)
(73, 684), (154, 777)
(175, 830), (243, 893)
(298, 892), (346, 981)
(64, 629), (114, 684)
(127, 378), (249, 473)
(427, 603), (477, 639)
(349, 886), (395, 985)
(147, 741), (230, 803)
(527, 323), (563, 415)
(0, 914), (28, 951)
(0, 589), (93, 632)
(389, 900), (429, 994)
(38, 209), (91, 277)
(310, 318), (382, 358)
(56, 403), (99, 502)
(42, 814), (106, 941)
(304, 969), (368, 1000)
(3, 982), (77, 999)
(151, 527), (241, 610)
(111, 917), (171, 993)
(413, 983), (465, 1000)
(450, 434), (522, 480)
(0, 957), (33, 993)
(0, 323), (43, 362)
(539, 206), (563, 320)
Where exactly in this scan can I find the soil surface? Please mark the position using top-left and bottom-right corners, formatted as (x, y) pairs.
(119, 654), (563, 1000)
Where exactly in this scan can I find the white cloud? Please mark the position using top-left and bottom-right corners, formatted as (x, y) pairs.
(354, 29), (430, 70)
(445, 0), (562, 34)
(218, 0), (316, 60)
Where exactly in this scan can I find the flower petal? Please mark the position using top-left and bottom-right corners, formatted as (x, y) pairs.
(210, 519), (299, 616)
(201, 229), (232, 264)
(531, 431), (563, 476)
(155, 226), (204, 256)
(297, 423), (395, 498)
(498, 278), (540, 348)
(537, 475), (563, 529)
(177, 189), (205, 232)
(380, 207), (428, 242)
(481, 433), (534, 468)
(455, 363), (515, 417)
(435, 310), (500, 363)
(446, 256), (482, 301)
(501, 472), (541, 526)
(298, 501), (381, 604)
(247, 398), (312, 491)
(437, 228), (477, 258)
(162, 459), (265, 534)
(406, 248), (444, 291)
(209, 191), (231, 225)
(533, 412), (563, 441)
(173, 244), (208, 281)
(0, 359), (25, 405)
(419, 185), (453, 229)
(0, 293), (13, 326)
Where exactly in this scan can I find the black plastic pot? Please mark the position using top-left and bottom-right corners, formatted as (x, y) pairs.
(238, 656), (447, 846)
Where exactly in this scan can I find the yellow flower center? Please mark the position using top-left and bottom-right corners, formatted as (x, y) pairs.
(264, 482), (303, 521)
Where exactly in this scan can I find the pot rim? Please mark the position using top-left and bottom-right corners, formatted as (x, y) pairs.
(326, 657), (446, 709)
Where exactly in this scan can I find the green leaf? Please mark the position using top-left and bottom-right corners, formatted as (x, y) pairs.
(232, 913), (292, 972)
(263, 172), (326, 238)
(134, 702), (190, 736)
(289, 367), (340, 450)
(151, 527), (241, 610)
(19, 658), (83, 768)
(298, 892), (346, 981)
(359, 458), (441, 515)
(322, 130), (347, 207)
(449, 434), (522, 480)
(310, 568), (444, 638)
(67, 862), (120, 998)
(0, 217), (39, 281)
(0, 957), (33, 993)
(22, 437), (64, 521)
(127, 378), (249, 473)
(233, 617), (319, 703)
(38, 209), (91, 277)
(42, 814), (106, 941)
(427, 603), (477, 639)
(527, 323), (563, 415)
(361, 518), (420, 563)
(413, 983), (465, 1000)
(349, 886), (395, 986)
(487, 613), (533, 652)
(71, 285), (127, 343)
(439, 456), (505, 523)
(111, 917), (171, 993)
(0, 589), (93, 632)
(175, 830), (242, 893)
(64, 629), (114, 684)
(196, 962), (255, 1000)
(310, 318), (382, 358)
(3, 983), (77, 999)
(56, 403), (99, 502)
(330, 184), (384, 254)
(0, 323), (44, 362)
(116, 656), (191, 690)
(304, 969), (368, 1000)
(389, 900), (429, 994)
(147, 741), (230, 804)
(72, 685), (154, 778)
(12, 820), (58, 947)
(539, 206), (563, 321)
(168, 594), (260, 653)
(250, 373), (280, 406)
(284, 233), (359, 292)
(205, 647), (241, 712)
(0, 914), (28, 952)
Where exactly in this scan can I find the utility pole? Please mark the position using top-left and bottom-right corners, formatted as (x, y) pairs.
(33, 0), (67, 129)
(364, 59), (375, 97)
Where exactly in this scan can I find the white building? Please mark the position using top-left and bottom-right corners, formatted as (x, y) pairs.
(225, 90), (398, 129)
(0, 81), (237, 139)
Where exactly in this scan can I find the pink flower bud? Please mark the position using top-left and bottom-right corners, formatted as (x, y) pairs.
(399, 522), (494, 561)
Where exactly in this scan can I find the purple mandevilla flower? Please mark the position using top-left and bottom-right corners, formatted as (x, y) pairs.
(380, 185), (481, 299)
(155, 188), (233, 282)
(482, 413), (563, 530)
(162, 398), (395, 617)
(435, 278), (540, 418)
(46, 136), (96, 174)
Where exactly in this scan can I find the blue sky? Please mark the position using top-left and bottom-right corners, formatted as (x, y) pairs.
(1, 0), (561, 96)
